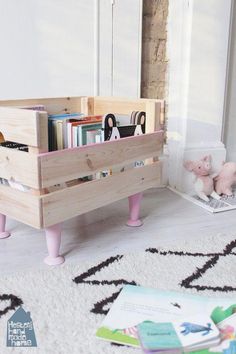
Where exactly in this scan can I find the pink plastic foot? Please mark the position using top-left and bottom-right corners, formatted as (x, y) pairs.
(44, 223), (65, 265)
(126, 192), (143, 227)
(0, 214), (10, 239)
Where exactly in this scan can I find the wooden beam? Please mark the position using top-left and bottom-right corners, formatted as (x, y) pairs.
(41, 162), (162, 227)
(93, 96), (147, 115)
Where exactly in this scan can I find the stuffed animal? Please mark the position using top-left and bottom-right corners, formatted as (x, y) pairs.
(184, 155), (220, 202)
(214, 162), (236, 196)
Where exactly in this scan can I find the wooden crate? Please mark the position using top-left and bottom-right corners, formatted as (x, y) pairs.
(0, 96), (164, 230)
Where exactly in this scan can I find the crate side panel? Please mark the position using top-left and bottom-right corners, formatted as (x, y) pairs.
(0, 107), (38, 146)
(39, 132), (163, 188)
(42, 162), (161, 227)
(0, 148), (40, 189)
(0, 185), (42, 228)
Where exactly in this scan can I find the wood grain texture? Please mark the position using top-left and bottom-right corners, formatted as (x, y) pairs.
(92, 97), (165, 132)
(0, 107), (39, 146)
(39, 131), (163, 187)
(41, 162), (161, 227)
(0, 97), (82, 115)
(93, 96), (147, 115)
(81, 97), (94, 115)
(145, 100), (161, 133)
(28, 111), (49, 154)
(37, 111), (49, 152)
(0, 184), (42, 228)
(0, 147), (40, 188)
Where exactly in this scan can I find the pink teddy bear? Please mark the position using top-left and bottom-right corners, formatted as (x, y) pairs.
(214, 162), (236, 196)
(184, 155), (220, 202)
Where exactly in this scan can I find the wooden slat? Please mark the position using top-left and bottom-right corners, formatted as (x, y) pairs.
(93, 96), (148, 115)
(146, 100), (162, 133)
(81, 97), (94, 115)
(28, 111), (49, 154)
(37, 111), (49, 152)
(0, 147), (40, 189)
(0, 96), (82, 115)
(0, 184), (42, 228)
(39, 131), (163, 188)
(41, 162), (162, 227)
(0, 107), (40, 146)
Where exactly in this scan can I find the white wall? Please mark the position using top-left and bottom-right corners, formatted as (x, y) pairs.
(167, 0), (232, 192)
(0, 0), (142, 100)
(224, 2), (236, 162)
(186, 0), (231, 146)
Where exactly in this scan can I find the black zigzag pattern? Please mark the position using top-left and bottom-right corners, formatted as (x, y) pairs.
(147, 239), (236, 292)
(73, 255), (137, 314)
(0, 294), (23, 318)
(73, 239), (236, 315)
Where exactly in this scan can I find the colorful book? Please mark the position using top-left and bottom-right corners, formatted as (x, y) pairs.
(67, 119), (82, 148)
(86, 129), (102, 145)
(137, 317), (220, 353)
(48, 113), (83, 151)
(77, 123), (102, 146)
(67, 116), (103, 148)
(96, 285), (236, 354)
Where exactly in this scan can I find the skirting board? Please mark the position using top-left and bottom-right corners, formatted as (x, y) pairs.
(168, 186), (236, 213)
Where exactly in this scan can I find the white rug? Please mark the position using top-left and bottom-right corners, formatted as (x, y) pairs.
(1, 233), (236, 354)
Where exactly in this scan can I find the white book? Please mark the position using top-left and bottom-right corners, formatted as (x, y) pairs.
(95, 130), (102, 143)
(72, 126), (78, 147)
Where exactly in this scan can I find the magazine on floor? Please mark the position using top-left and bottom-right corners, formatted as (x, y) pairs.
(168, 187), (236, 213)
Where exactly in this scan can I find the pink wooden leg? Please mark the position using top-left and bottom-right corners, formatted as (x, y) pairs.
(126, 192), (143, 227)
(0, 213), (10, 239)
(44, 223), (65, 265)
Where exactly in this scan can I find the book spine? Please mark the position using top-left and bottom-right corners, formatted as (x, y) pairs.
(72, 126), (78, 147)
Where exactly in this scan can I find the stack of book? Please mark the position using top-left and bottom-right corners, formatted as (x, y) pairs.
(137, 317), (220, 353)
(48, 113), (103, 151)
(96, 285), (236, 354)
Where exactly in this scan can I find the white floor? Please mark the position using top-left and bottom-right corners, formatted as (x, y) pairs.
(1, 187), (235, 276)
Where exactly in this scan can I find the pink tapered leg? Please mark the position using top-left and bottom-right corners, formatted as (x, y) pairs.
(0, 213), (10, 239)
(44, 223), (65, 265)
(126, 192), (143, 227)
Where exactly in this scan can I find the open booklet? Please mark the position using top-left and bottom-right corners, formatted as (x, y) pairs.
(169, 187), (236, 213)
(96, 285), (236, 353)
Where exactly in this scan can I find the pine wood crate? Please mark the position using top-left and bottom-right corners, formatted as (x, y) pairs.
(0, 96), (164, 230)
